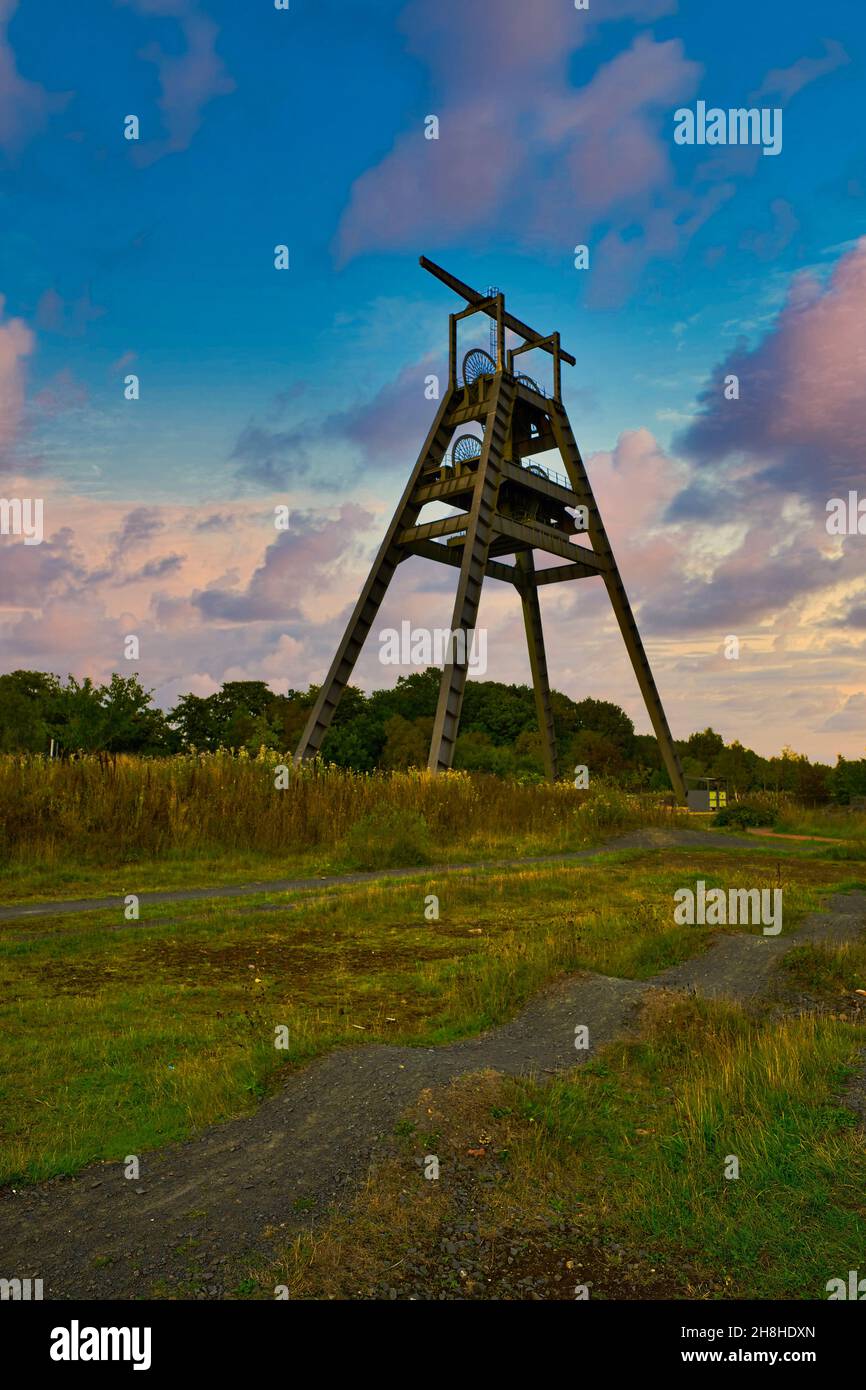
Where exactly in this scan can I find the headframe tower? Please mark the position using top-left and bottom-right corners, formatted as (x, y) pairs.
(295, 258), (686, 801)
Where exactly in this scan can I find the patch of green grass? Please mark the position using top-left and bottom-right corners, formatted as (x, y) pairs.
(0, 847), (857, 1186)
(773, 805), (866, 841)
(256, 988), (866, 1301)
(338, 807), (432, 871)
(781, 939), (866, 996)
(0, 759), (683, 902)
(507, 992), (866, 1298)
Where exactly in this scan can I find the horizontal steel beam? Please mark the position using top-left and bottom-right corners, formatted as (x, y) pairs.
(399, 514), (469, 546)
(420, 256), (577, 366)
(533, 561), (600, 585)
(498, 458), (580, 511)
(492, 516), (608, 569)
(402, 539), (519, 586)
(414, 473), (475, 505)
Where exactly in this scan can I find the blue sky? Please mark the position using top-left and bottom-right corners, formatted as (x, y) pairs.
(1, 0), (865, 759)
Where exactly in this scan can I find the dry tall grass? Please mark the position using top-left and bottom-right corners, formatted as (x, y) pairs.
(0, 752), (675, 868)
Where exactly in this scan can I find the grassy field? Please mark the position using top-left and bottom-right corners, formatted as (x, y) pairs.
(1, 842), (862, 1186)
(0, 755), (685, 900)
(773, 804), (866, 842)
(254, 988), (866, 1301)
(3, 758), (866, 1301)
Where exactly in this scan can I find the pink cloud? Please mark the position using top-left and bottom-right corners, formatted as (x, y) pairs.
(0, 294), (35, 460)
(193, 505), (375, 623)
(398, 0), (676, 88)
(678, 238), (866, 495)
(119, 0), (234, 164)
(588, 428), (688, 537)
(32, 367), (89, 417)
(0, 0), (71, 154)
(35, 286), (105, 338)
(752, 37), (850, 103)
(335, 19), (709, 302)
(335, 100), (522, 265)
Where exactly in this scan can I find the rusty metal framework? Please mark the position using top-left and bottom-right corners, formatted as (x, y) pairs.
(294, 257), (687, 801)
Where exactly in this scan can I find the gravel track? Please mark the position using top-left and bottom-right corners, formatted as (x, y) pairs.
(2, 871), (863, 1302)
(0, 826), (761, 922)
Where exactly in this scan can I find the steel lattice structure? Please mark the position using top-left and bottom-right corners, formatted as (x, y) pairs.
(295, 257), (687, 801)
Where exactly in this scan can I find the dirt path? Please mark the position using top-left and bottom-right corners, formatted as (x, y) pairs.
(2, 887), (863, 1301)
(0, 827), (764, 922)
(750, 828), (845, 844)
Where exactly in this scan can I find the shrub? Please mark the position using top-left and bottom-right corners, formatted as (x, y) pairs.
(713, 802), (776, 829)
(339, 807), (432, 871)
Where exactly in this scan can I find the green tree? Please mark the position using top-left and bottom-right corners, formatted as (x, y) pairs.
(571, 698), (635, 754)
(321, 712), (386, 771)
(831, 756), (866, 804)
(461, 681), (536, 745)
(0, 670), (60, 752)
(53, 674), (170, 754)
(567, 729), (626, 778)
(169, 691), (220, 750)
(381, 714), (433, 770)
(684, 727), (725, 770)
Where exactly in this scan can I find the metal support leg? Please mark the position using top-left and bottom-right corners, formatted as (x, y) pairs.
(294, 392), (455, 763)
(548, 403), (687, 802)
(428, 376), (515, 772)
(515, 550), (558, 781)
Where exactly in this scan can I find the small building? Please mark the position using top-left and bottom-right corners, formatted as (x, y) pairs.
(686, 777), (728, 813)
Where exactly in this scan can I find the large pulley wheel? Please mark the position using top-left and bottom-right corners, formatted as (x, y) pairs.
(452, 434), (483, 466)
(462, 348), (496, 386)
(516, 372), (543, 395)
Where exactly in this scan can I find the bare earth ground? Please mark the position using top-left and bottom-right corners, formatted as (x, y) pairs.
(1, 830), (864, 1301)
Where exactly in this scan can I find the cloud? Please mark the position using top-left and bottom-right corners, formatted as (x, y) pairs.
(335, 8), (714, 301)
(397, 0), (676, 89)
(821, 692), (866, 734)
(0, 293), (35, 464)
(739, 198), (800, 262)
(0, 0), (71, 155)
(32, 368), (89, 417)
(675, 239), (866, 499)
(194, 512), (236, 533)
(335, 100), (524, 264)
(110, 350), (138, 376)
(567, 415), (866, 644)
(752, 38), (850, 104)
(119, 0), (235, 164)
(330, 352), (445, 468)
(121, 552), (185, 583)
(193, 505), (374, 622)
(641, 525), (857, 635)
(35, 286), (105, 338)
(0, 523), (84, 606)
(230, 421), (314, 490)
(112, 506), (166, 554)
(230, 352), (446, 489)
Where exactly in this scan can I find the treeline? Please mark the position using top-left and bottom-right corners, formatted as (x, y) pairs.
(0, 667), (862, 802)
